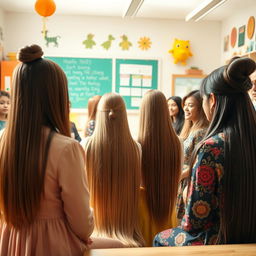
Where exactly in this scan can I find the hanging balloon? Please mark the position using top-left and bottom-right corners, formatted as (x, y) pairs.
(34, 0), (56, 37)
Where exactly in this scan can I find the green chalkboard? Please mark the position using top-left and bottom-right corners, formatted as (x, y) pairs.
(46, 57), (112, 109)
(115, 59), (158, 110)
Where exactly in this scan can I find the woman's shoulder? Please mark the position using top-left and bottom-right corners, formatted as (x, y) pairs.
(203, 133), (225, 147)
(51, 132), (83, 155)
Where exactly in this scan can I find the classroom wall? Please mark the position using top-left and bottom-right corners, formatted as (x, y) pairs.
(3, 12), (222, 137)
(0, 8), (5, 60)
(221, 4), (256, 64)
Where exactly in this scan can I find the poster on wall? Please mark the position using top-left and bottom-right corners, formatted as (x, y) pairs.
(238, 25), (245, 47)
(247, 16), (255, 40)
(230, 27), (237, 48)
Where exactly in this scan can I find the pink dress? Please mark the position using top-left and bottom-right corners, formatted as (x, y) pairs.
(0, 131), (94, 256)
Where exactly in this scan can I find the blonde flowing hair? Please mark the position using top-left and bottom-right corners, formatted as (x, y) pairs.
(85, 93), (144, 247)
(179, 90), (209, 140)
(138, 90), (181, 225)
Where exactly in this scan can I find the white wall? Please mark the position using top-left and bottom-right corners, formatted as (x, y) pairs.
(221, 5), (256, 64)
(4, 12), (222, 137)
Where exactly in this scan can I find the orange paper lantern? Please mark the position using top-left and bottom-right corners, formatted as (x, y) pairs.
(34, 0), (56, 17)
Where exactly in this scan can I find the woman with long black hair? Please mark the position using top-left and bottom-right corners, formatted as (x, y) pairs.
(154, 57), (256, 246)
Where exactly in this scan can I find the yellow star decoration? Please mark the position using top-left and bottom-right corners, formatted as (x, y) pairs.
(138, 37), (152, 50)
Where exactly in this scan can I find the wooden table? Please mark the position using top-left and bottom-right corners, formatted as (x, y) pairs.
(84, 244), (256, 256)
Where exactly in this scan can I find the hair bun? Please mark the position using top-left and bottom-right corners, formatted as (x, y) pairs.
(18, 44), (44, 63)
(224, 57), (256, 92)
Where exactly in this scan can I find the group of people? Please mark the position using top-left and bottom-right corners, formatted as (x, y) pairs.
(0, 44), (256, 256)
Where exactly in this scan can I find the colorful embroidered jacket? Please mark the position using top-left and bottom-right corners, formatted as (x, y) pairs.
(154, 133), (224, 246)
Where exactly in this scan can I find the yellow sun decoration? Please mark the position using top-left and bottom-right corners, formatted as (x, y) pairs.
(138, 37), (152, 50)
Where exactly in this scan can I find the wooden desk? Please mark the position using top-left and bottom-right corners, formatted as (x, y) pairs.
(84, 244), (256, 256)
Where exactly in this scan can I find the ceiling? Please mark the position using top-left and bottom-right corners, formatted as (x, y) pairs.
(0, 0), (255, 21)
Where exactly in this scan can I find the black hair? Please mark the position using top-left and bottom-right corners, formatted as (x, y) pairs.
(167, 96), (184, 135)
(198, 57), (256, 243)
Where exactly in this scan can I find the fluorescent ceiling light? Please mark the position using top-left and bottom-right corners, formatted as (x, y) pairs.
(123, 0), (144, 18)
(185, 0), (227, 22)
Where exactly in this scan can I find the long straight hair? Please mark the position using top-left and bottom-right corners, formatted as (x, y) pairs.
(85, 93), (144, 247)
(0, 45), (70, 228)
(191, 57), (256, 244)
(179, 90), (208, 140)
(167, 96), (184, 135)
(138, 90), (181, 225)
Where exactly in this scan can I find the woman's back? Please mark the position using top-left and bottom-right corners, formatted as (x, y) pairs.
(85, 93), (143, 247)
(0, 129), (94, 256)
(138, 90), (181, 246)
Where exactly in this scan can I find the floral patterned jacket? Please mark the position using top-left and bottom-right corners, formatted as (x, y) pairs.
(154, 133), (224, 246)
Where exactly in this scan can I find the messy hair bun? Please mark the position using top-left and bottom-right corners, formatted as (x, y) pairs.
(18, 44), (44, 63)
(224, 57), (256, 92)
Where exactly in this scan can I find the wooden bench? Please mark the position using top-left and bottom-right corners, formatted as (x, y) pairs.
(84, 243), (256, 256)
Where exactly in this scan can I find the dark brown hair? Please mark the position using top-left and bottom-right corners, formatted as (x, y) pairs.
(0, 44), (70, 228)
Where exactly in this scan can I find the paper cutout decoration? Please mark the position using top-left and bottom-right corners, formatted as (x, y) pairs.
(43, 30), (60, 47)
(101, 35), (115, 50)
(168, 38), (193, 66)
(119, 35), (132, 50)
(34, 0), (56, 37)
(230, 27), (237, 48)
(138, 37), (152, 50)
(238, 25), (245, 47)
(82, 34), (96, 49)
(247, 16), (255, 39)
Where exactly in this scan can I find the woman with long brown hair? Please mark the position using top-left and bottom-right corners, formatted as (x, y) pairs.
(0, 45), (94, 255)
(176, 90), (209, 222)
(138, 90), (182, 246)
(85, 95), (101, 136)
(84, 93), (144, 247)
(154, 57), (256, 246)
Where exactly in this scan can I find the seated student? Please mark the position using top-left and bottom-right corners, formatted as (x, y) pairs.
(0, 45), (123, 255)
(176, 90), (209, 222)
(69, 102), (82, 142)
(138, 90), (182, 246)
(85, 95), (101, 137)
(71, 121), (82, 142)
(84, 93), (144, 247)
(0, 90), (10, 131)
(154, 57), (256, 246)
(0, 45), (94, 255)
(167, 96), (184, 135)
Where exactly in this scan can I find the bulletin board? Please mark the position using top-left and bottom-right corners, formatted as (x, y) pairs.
(172, 74), (206, 98)
(46, 57), (112, 109)
(115, 59), (158, 110)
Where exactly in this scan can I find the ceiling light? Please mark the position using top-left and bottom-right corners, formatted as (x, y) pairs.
(185, 0), (227, 22)
(123, 0), (144, 18)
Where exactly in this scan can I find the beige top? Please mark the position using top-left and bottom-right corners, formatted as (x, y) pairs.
(0, 130), (94, 256)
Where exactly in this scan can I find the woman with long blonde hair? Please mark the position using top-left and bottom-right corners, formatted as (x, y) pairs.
(138, 90), (182, 246)
(84, 93), (144, 247)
